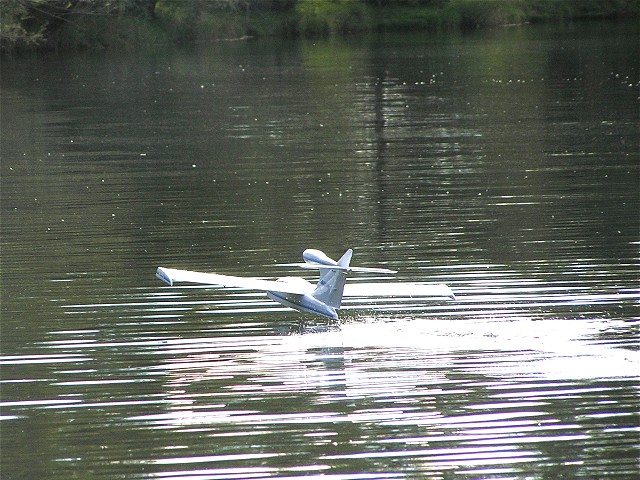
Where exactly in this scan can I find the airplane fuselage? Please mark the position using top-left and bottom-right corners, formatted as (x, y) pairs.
(266, 291), (338, 320)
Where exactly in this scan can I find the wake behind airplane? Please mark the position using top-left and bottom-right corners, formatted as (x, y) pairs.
(156, 248), (455, 320)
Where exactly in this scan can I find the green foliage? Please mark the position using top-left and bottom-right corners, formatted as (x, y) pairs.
(364, 0), (450, 5)
(372, 4), (460, 31)
(55, 14), (168, 51)
(1, 0), (165, 52)
(525, 0), (640, 21)
(155, 0), (296, 41)
(0, 0), (45, 52)
(295, 0), (371, 35)
(155, 0), (202, 41)
(2, 0), (638, 53)
(452, 0), (528, 29)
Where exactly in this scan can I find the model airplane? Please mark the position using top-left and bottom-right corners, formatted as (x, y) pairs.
(156, 249), (455, 319)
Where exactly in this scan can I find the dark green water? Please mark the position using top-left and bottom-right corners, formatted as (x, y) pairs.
(1, 23), (638, 479)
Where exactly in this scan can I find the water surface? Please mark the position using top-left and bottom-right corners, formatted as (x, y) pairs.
(1, 23), (639, 479)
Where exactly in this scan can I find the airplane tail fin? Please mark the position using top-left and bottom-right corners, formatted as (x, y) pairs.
(311, 249), (352, 309)
(337, 248), (353, 268)
(296, 248), (396, 310)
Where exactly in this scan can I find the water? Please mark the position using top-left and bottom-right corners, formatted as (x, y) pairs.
(1, 23), (639, 479)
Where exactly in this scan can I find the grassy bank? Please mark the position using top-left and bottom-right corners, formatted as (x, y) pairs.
(2, 0), (639, 53)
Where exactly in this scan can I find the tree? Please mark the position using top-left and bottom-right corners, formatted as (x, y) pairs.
(0, 0), (161, 52)
(0, 0), (45, 52)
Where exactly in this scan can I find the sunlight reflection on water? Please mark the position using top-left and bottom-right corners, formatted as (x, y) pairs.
(109, 312), (638, 479)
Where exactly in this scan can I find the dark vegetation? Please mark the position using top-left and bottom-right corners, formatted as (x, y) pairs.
(2, 0), (638, 53)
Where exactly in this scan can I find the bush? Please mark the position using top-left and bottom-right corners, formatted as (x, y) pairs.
(0, 0), (44, 52)
(453, 0), (527, 29)
(53, 15), (167, 50)
(373, 4), (461, 31)
(295, 0), (371, 35)
(3, 0), (639, 53)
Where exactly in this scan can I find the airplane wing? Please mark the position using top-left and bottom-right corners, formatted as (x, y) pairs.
(344, 282), (455, 300)
(156, 267), (312, 295)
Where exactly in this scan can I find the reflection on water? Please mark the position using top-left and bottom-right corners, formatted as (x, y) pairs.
(1, 23), (639, 480)
(3, 311), (637, 478)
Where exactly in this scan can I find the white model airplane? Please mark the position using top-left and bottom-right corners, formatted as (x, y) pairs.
(156, 249), (455, 320)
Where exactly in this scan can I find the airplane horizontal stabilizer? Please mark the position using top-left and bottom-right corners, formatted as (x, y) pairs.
(281, 263), (397, 274)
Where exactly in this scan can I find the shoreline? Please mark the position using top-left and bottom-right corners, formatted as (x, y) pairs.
(2, 1), (639, 54)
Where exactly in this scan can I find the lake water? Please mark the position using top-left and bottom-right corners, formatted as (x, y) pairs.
(1, 22), (639, 479)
